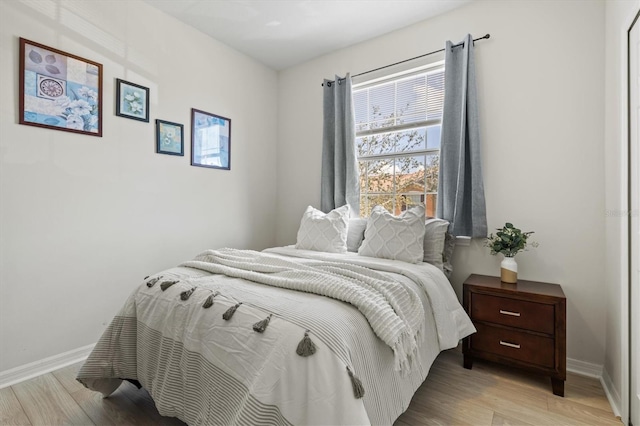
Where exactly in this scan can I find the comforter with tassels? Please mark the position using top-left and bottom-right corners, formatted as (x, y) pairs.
(77, 246), (475, 425)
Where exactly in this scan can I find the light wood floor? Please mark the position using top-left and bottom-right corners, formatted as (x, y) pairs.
(0, 348), (620, 426)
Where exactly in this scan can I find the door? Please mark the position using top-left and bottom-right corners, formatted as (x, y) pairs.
(630, 10), (640, 426)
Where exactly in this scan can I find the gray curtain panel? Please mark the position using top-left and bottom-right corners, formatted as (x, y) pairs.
(320, 74), (359, 215)
(436, 34), (487, 237)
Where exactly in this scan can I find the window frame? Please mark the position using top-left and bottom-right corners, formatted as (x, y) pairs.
(353, 61), (445, 218)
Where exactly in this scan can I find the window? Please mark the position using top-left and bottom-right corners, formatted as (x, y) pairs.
(353, 64), (444, 218)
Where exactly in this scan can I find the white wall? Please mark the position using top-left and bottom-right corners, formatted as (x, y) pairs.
(276, 0), (607, 365)
(0, 0), (278, 372)
(604, 0), (640, 419)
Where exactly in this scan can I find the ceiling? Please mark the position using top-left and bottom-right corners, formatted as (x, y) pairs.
(144, 0), (472, 70)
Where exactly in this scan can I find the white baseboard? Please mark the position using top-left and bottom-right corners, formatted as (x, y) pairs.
(567, 357), (603, 378)
(0, 344), (95, 389)
(567, 358), (621, 420)
(601, 368), (623, 420)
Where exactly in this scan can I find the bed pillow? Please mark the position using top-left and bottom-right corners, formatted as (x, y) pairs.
(358, 205), (425, 263)
(442, 231), (456, 278)
(346, 217), (367, 252)
(295, 205), (350, 253)
(423, 218), (450, 271)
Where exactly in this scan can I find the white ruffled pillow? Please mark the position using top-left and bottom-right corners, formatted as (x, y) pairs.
(295, 205), (350, 253)
(358, 205), (426, 263)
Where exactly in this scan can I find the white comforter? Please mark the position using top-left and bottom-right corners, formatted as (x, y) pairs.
(77, 247), (475, 425)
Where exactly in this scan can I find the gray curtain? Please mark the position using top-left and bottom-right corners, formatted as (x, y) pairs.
(436, 34), (487, 237)
(320, 74), (359, 215)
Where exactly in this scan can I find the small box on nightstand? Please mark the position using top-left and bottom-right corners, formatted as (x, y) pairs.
(462, 274), (566, 396)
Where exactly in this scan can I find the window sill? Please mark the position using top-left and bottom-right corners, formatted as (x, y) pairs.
(455, 236), (472, 247)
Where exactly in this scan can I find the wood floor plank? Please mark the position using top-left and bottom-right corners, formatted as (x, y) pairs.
(563, 372), (618, 412)
(51, 362), (164, 426)
(51, 362), (86, 394)
(491, 412), (535, 426)
(0, 386), (31, 426)
(11, 373), (94, 426)
(406, 384), (494, 426)
(409, 349), (619, 426)
(547, 395), (622, 426)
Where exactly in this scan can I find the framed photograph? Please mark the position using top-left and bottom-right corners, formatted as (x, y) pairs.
(116, 79), (149, 122)
(19, 37), (102, 136)
(156, 119), (184, 156)
(191, 108), (231, 170)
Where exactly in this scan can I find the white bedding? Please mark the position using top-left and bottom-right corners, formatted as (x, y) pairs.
(77, 247), (475, 425)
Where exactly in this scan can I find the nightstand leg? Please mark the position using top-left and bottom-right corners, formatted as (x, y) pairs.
(463, 354), (473, 370)
(551, 378), (565, 397)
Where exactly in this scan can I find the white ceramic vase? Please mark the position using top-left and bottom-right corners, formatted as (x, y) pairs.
(501, 255), (518, 283)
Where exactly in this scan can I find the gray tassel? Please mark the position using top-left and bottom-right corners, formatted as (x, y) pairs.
(253, 314), (272, 333)
(180, 287), (196, 301)
(202, 291), (220, 309)
(346, 366), (365, 399)
(160, 280), (179, 291)
(296, 330), (317, 357)
(222, 302), (242, 320)
(146, 276), (163, 288)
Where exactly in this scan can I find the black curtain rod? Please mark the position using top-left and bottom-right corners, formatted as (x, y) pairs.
(323, 33), (490, 86)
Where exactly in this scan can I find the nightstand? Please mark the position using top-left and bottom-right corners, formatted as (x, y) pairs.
(462, 274), (566, 396)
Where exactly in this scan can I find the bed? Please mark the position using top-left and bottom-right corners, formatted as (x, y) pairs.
(77, 205), (475, 425)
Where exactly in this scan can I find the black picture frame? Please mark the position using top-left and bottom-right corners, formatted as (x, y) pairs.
(191, 108), (231, 170)
(115, 79), (150, 122)
(155, 119), (184, 156)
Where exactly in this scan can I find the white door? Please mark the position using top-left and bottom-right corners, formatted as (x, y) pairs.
(630, 12), (640, 426)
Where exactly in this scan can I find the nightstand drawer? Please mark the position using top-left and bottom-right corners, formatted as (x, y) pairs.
(472, 323), (555, 368)
(471, 293), (555, 334)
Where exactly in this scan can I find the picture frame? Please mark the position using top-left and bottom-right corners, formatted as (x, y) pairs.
(19, 37), (103, 136)
(155, 119), (184, 156)
(191, 108), (231, 170)
(115, 79), (149, 122)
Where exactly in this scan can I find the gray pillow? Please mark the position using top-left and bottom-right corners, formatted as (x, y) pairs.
(423, 218), (450, 271)
(442, 231), (456, 278)
(346, 218), (367, 252)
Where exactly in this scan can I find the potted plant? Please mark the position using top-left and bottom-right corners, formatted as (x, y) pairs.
(485, 223), (537, 283)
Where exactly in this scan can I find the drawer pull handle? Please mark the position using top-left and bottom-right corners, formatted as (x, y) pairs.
(499, 340), (521, 349)
(499, 309), (521, 317)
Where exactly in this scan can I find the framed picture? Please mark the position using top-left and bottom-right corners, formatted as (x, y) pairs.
(19, 37), (102, 136)
(191, 108), (231, 170)
(155, 119), (184, 156)
(115, 79), (149, 122)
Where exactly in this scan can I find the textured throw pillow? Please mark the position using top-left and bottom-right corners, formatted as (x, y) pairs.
(423, 218), (450, 271)
(358, 205), (426, 264)
(295, 205), (350, 253)
(346, 217), (367, 252)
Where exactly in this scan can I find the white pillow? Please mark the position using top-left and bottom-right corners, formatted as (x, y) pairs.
(358, 205), (426, 264)
(346, 218), (367, 252)
(423, 218), (450, 270)
(295, 205), (350, 253)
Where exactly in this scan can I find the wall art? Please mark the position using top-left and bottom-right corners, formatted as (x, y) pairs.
(19, 38), (102, 136)
(116, 79), (149, 122)
(191, 108), (231, 170)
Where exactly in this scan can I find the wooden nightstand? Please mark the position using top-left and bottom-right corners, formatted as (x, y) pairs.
(462, 274), (566, 396)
